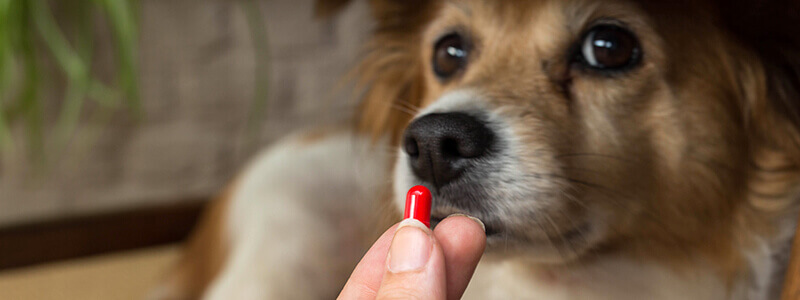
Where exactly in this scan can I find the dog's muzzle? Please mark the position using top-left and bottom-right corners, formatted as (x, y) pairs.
(402, 112), (495, 190)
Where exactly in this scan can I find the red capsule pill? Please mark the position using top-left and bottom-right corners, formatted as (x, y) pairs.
(404, 185), (432, 228)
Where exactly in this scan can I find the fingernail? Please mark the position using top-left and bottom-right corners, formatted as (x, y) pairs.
(448, 213), (486, 233)
(388, 219), (433, 273)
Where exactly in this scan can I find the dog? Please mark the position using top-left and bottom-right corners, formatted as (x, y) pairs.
(152, 0), (800, 299)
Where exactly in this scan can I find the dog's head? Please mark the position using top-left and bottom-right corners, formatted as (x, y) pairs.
(350, 0), (800, 266)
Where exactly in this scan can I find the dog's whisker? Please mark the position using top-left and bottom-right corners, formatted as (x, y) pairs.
(555, 153), (638, 165)
(533, 220), (559, 256)
(390, 104), (418, 116)
(395, 100), (422, 113)
(560, 185), (591, 210)
(542, 214), (572, 260)
(554, 215), (591, 276)
(520, 173), (630, 208)
(559, 166), (609, 175)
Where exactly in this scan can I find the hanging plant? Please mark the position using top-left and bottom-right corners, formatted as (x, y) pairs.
(0, 0), (139, 164)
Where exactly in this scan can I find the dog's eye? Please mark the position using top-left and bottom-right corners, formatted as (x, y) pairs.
(579, 25), (641, 70)
(433, 33), (469, 79)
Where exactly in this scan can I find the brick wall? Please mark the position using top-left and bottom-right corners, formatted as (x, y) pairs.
(0, 0), (371, 226)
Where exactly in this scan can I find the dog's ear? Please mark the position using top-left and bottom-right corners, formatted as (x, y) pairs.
(757, 46), (800, 161)
(353, 0), (438, 144)
(721, 0), (800, 165)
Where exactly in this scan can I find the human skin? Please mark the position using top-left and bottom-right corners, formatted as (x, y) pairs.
(338, 215), (486, 300)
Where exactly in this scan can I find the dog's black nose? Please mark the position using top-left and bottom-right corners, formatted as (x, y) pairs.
(403, 113), (494, 188)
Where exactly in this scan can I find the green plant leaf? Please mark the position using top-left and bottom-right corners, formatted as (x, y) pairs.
(0, 0), (14, 149)
(0, 0), (141, 164)
(31, 0), (88, 81)
(19, 1), (44, 164)
(97, 0), (140, 115)
(240, 0), (270, 141)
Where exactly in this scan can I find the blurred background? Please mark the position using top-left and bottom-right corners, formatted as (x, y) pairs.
(0, 0), (369, 298)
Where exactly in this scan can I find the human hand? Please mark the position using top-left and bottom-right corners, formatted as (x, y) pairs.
(338, 215), (486, 300)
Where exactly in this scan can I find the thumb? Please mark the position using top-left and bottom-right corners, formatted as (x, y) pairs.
(376, 219), (447, 300)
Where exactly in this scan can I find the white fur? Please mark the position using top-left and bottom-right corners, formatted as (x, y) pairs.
(464, 256), (728, 300)
(199, 122), (786, 299)
(209, 135), (736, 298)
(739, 214), (799, 299)
(394, 91), (735, 299)
(204, 130), (390, 299)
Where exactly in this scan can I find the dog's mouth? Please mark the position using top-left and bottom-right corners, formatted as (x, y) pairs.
(420, 185), (595, 254)
(431, 214), (592, 248)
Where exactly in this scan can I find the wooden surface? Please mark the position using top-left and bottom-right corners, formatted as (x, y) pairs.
(0, 200), (204, 271)
(0, 245), (179, 300)
(783, 217), (800, 300)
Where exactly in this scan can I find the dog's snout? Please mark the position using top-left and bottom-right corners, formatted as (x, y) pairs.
(403, 113), (494, 188)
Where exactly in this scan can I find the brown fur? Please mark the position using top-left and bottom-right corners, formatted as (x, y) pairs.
(154, 181), (235, 300)
(353, 0), (439, 144)
(352, 0), (800, 291)
(161, 0), (800, 298)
